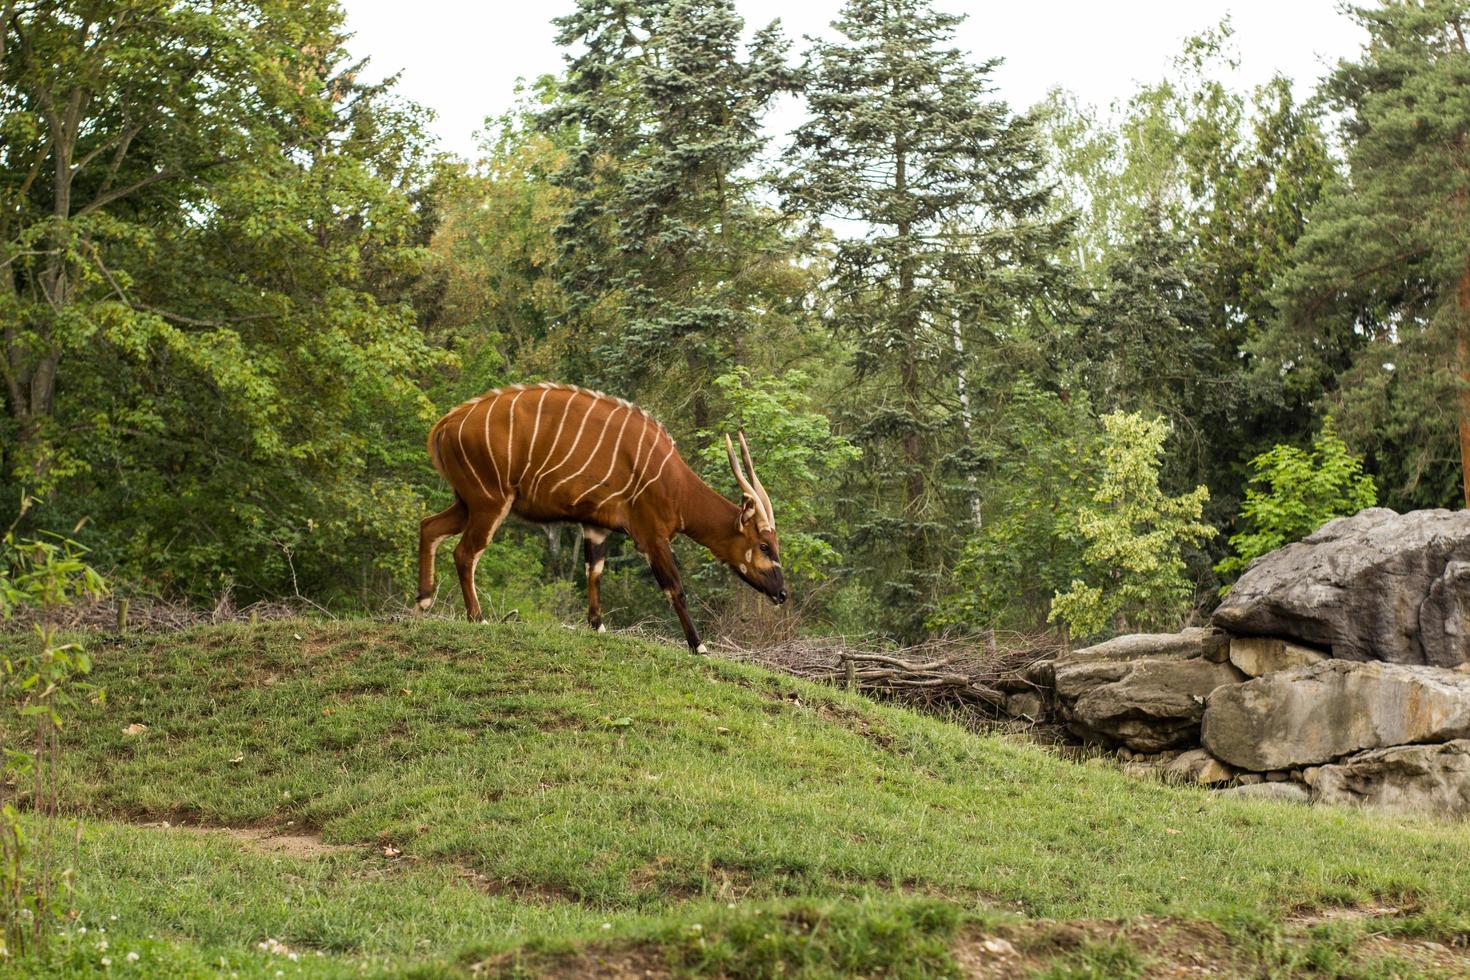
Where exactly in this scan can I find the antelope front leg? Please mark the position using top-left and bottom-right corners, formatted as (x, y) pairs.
(642, 536), (705, 654)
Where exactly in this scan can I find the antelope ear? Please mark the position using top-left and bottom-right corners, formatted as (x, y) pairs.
(737, 497), (758, 529)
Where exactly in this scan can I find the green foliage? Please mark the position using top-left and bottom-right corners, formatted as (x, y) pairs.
(696, 369), (860, 579)
(1261, 0), (1470, 509)
(1041, 24), (1335, 582)
(544, 0), (802, 430)
(0, 2), (446, 602)
(1216, 419), (1378, 582)
(933, 385), (1096, 632)
(781, 0), (1071, 637)
(0, 496), (105, 959)
(1049, 413), (1215, 639)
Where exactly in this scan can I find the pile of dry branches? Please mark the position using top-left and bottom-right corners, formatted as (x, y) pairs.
(716, 632), (1060, 723)
(1, 591), (326, 633)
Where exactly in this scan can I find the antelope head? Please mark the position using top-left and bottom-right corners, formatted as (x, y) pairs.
(722, 432), (787, 605)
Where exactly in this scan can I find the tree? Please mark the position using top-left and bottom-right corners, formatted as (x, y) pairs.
(0, 2), (445, 600)
(544, 0), (800, 434)
(1078, 203), (1220, 465)
(1, 1), (327, 479)
(695, 368), (860, 580)
(1263, 0), (1470, 509)
(781, 0), (1069, 637)
(932, 383), (1096, 632)
(1049, 412), (1215, 639)
(1216, 418), (1377, 581)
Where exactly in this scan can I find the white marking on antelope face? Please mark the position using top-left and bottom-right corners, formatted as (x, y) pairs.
(739, 563), (748, 575)
(744, 548), (753, 563)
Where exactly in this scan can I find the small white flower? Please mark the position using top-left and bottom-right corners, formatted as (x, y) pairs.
(126, 952), (140, 963)
(601, 922), (612, 930)
(100, 956), (111, 967)
(97, 940), (108, 951)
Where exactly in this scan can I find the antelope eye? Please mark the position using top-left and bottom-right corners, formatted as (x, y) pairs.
(759, 543), (771, 556)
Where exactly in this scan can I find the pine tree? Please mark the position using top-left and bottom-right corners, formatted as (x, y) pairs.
(1265, 0), (1470, 508)
(543, 0), (798, 434)
(1079, 204), (1221, 482)
(780, 0), (1069, 636)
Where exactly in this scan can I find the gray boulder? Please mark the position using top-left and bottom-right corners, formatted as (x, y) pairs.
(1202, 660), (1470, 771)
(1308, 740), (1470, 817)
(1054, 631), (1244, 752)
(1061, 627), (1230, 665)
(1212, 508), (1470, 665)
(1162, 749), (1235, 786)
(1227, 636), (1328, 678)
(1421, 561), (1470, 668)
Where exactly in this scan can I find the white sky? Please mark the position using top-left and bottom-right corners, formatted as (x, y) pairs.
(341, 1), (1368, 161)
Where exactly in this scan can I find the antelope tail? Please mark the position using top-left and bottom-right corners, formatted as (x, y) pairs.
(427, 420), (449, 479)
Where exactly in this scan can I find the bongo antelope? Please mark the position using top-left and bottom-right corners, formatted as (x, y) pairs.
(417, 383), (786, 653)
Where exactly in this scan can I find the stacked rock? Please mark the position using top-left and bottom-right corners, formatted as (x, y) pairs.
(1045, 508), (1470, 817)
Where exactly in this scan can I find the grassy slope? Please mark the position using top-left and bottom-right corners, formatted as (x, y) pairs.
(8, 618), (1470, 977)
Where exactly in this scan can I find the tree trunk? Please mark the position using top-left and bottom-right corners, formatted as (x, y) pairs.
(1458, 264), (1470, 509)
(894, 115), (924, 550)
(951, 313), (981, 528)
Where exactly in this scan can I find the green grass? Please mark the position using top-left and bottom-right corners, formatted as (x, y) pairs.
(7, 618), (1470, 976)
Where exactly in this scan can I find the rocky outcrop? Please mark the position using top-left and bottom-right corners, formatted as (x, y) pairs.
(1201, 660), (1470, 772)
(1421, 561), (1470, 669)
(1021, 509), (1470, 817)
(1053, 629), (1243, 752)
(1212, 508), (1470, 665)
(1306, 740), (1470, 817)
(1227, 636), (1327, 678)
(1162, 749), (1234, 786)
(1059, 627), (1231, 665)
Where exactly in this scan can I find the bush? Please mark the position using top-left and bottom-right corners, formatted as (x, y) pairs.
(1215, 417), (1377, 585)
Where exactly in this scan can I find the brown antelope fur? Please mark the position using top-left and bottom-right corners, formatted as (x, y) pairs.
(417, 382), (786, 653)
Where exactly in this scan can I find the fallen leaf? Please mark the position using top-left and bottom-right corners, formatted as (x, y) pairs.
(1165, 828), (1182, 835)
(716, 726), (730, 734)
(228, 755), (244, 765)
(122, 723), (148, 736)
(382, 845), (401, 858)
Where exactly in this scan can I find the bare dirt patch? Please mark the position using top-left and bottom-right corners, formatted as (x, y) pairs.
(472, 943), (672, 979)
(455, 865), (587, 906)
(1356, 933), (1470, 975)
(139, 821), (355, 860)
(955, 916), (1242, 979)
(1286, 901), (1404, 928)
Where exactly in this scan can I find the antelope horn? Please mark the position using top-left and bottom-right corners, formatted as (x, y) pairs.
(725, 433), (773, 531)
(737, 431), (776, 531)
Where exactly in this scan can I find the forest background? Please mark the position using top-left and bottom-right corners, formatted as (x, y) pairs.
(3, 0), (1468, 645)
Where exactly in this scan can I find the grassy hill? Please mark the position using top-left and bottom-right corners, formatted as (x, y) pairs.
(8, 619), (1470, 977)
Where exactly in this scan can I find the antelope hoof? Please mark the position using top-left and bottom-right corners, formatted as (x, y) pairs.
(597, 623), (606, 633)
(694, 643), (709, 655)
(415, 596), (434, 613)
